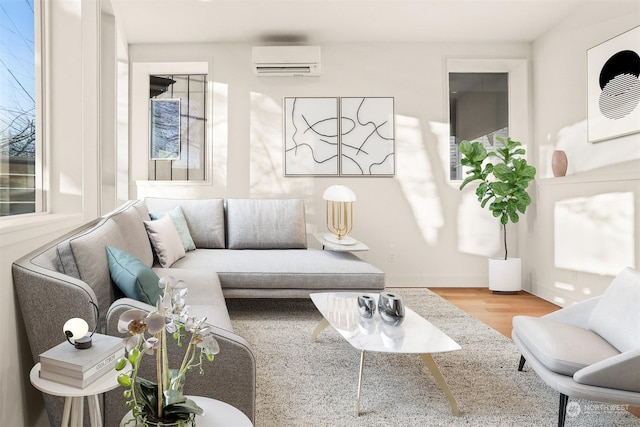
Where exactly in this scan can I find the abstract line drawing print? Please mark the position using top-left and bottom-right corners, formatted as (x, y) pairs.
(340, 97), (395, 175)
(284, 97), (339, 176)
(587, 26), (640, 143)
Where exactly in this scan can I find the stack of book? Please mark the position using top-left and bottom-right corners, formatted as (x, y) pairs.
(39, 333), (125, 388)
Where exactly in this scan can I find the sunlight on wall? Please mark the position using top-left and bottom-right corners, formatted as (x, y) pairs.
(394, 115), (443, 245)
(249, 92), (313, 198)
(428, 119), (501, 256)
(428, 121), (451, 181)
(554, 192), (635, 275)
(59, 172), (81, 196)
(211, 82), (228, 184)
(457, 192), (501, 257)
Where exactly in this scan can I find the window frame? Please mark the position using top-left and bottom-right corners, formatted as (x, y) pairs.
(130, 62), (213, 190)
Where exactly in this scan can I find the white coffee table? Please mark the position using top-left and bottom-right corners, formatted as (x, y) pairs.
(310, 292), (462, 416)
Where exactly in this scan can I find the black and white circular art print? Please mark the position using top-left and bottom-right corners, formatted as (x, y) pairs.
(587, 25), (640, 143)
(598, 49), (640, 120)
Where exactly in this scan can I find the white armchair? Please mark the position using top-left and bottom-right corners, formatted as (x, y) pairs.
(512, 267), (640, 426)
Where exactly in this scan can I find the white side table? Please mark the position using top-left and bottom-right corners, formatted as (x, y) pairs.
(120, 395), (253, 426)
(313, 233), (369, 252)
(30, 362), (120, 427)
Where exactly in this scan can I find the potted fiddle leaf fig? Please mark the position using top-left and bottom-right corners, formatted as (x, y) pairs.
(458, 137), (536, 292)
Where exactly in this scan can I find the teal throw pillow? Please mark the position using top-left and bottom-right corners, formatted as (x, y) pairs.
(149, 206), (196, 252)
(105, 246), (162, 305)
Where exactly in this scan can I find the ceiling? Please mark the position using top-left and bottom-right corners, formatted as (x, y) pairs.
(108, 0), (596, 45)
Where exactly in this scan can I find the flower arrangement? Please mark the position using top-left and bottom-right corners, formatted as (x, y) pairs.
(116, 277), (220, 426)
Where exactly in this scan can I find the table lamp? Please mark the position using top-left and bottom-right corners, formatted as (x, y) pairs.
(323, 184), (357, 245)
(63, 301), (99, 349)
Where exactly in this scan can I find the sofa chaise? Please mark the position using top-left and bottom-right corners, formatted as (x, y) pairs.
(13, 197), (385, 426)
(512, 267), (640, 426)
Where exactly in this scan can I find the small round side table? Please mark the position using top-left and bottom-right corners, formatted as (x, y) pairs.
(120, 395), (253, 427)
(30, 362), (120, 427)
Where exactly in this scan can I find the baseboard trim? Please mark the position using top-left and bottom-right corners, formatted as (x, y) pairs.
(384, 274), (488, 288)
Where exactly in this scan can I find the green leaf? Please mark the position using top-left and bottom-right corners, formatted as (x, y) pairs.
(163, 398), (205, 417)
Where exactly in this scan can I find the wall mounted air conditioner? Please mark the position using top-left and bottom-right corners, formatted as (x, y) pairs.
(252, 46), (321, 76)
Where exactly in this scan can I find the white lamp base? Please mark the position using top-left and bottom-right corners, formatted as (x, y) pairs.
(323, 233), (357, 246)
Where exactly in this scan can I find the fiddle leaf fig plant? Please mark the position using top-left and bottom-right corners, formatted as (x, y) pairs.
(458, 137), (536, 260)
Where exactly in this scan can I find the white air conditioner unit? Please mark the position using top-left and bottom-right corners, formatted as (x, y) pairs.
(252, 46), (321, 76)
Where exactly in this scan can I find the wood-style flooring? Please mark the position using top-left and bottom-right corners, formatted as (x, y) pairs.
(430, 287), (640, 419)
(429, 287), (559, 337)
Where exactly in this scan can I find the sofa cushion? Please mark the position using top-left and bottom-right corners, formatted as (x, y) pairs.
(144, 197), (225, 249)
(588, 267), (640, 353)
(152, 268), (232, 331)
(144, 214), (186, 268)
(171, 249), (385, 291)
(106, 246), (162, 305)
(512, 316), (620, 376)
(149, 206), (196, 252)
(226, 199), (307, 249)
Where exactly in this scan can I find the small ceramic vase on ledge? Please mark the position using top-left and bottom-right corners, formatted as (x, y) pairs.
(552, 150), (568, 177)
(378, 292), (405, 326)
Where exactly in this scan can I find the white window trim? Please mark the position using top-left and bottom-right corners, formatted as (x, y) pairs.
(130, 61), (213, 190)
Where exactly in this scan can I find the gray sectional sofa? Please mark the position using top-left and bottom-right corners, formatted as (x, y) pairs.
(13, 197), (385, 427)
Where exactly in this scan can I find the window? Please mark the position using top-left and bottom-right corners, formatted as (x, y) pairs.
(0, 0), (38, 216)
(447, 58), (529, 182)
(449, 72), (509, 180)
(148, 74), (207, 181)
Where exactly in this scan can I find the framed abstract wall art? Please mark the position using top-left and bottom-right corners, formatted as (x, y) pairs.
(340, 97), (395, 176)
(150, 98), (181, 160)
(283, 97), (339, 176)
(587, 26), (640, 143)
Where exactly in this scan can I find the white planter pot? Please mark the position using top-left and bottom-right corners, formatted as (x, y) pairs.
(488, 258), (522, 293)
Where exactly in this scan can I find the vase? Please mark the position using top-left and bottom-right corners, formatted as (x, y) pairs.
(377, 292), (405, 326)
(357, 295), (376, 319)
(551, 150), (568, 177)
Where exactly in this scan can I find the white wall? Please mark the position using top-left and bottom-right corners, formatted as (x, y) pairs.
(128, 41), (532, 288)
(529, 3), (640, 306)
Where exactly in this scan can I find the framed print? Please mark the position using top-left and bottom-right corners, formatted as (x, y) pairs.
(587, 26), (640, 143)
(150, 98), (181, 160)
(340, 97), (395, 175)
(284, 97), (339, 176)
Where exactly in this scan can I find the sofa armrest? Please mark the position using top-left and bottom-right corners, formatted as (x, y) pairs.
(542, 296), (600, 328)
(573, 348), (640, 393)
(104, 298), (256, 425)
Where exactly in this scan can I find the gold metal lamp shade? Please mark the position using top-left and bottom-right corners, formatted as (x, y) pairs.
(323, 185), (357, 245)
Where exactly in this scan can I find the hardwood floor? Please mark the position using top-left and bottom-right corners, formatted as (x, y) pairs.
(429, 287), (559, 337)
(430, 287), (640, 419)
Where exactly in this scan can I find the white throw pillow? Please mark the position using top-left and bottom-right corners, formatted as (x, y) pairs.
(143, 214), (186, 268)
(588, 267), (640, 353)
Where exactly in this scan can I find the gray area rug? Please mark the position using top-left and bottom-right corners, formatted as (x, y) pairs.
(227, 289), (639, 427)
